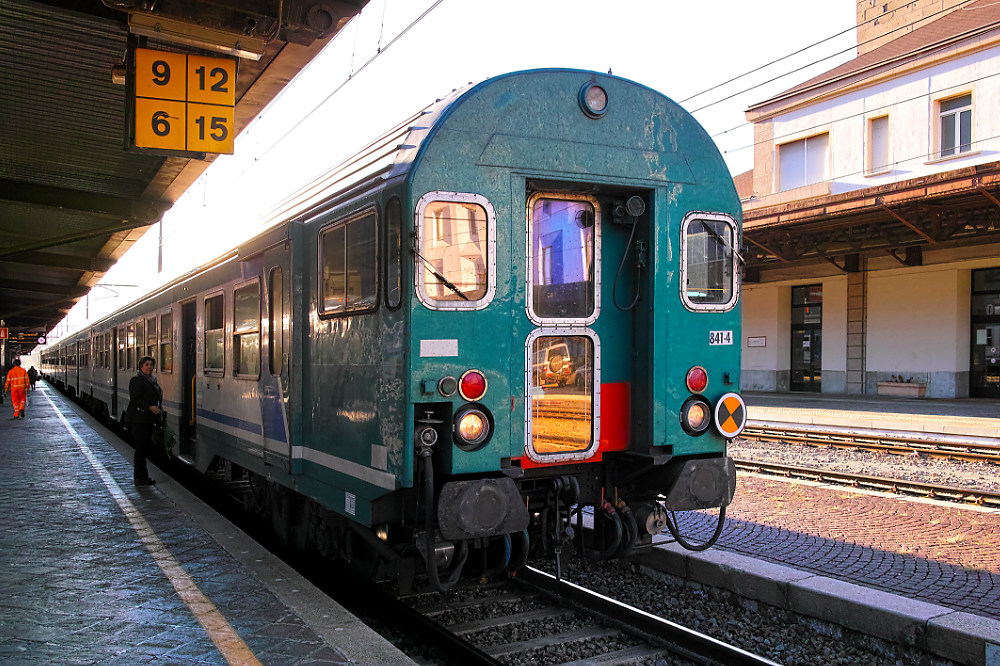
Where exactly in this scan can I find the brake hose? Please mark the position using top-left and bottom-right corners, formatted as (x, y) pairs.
(664, 506), (728, 552)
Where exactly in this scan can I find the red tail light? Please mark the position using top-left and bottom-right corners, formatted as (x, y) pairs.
(686, 366), (708, 394)
(459, 369), (488, 401)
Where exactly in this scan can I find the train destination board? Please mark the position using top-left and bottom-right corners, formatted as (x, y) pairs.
(131, 47), (236, 155)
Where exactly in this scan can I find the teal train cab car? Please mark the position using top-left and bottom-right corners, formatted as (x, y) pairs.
(41, 69), (746, 591)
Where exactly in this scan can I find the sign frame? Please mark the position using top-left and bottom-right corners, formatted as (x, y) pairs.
(125, 42), (238, 158)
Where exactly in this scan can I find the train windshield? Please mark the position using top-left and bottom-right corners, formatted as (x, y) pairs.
(681, 212), (740, 310)
(420, 201), (488, 302)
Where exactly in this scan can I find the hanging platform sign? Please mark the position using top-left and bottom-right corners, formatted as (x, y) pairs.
(130, 47), (236, 155)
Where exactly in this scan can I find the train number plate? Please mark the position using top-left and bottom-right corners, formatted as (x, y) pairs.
(709, 330), (734, 346)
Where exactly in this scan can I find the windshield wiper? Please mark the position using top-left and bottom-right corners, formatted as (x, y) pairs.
(411, 248), (470, 301)
(701, 220), (745, 266)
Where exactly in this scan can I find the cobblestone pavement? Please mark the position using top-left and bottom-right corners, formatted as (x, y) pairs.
(677, 474), (1000, 621)
(0, 386), (352, 665)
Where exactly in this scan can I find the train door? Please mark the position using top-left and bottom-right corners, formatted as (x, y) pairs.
(524, 192), (647, 462)
(111, 327), (118, 419)
(179, 300), (197, 457)
(262, 247), (293, 468)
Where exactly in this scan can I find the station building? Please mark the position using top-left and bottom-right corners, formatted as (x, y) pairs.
(738, 0), (1000, 399)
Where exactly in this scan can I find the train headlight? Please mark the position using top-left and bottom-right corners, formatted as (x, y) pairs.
(579, 82), (609, 118)
(454, 405), (492, 451)
(686, 366), (708, 394)
(459, 369), (488, 401)
(680, 396), (712, 436)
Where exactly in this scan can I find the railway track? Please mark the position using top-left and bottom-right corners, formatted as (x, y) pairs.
(733, 458), (1000, 508)
(399, 565), (779, 666)
(742, 424), (1000, 464)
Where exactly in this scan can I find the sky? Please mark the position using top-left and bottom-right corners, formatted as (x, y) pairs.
(50, 0), (858, 340)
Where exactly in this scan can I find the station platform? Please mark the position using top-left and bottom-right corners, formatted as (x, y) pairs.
(744, 389), (1000, 440)
(0, 384), (414, 665)
(639, 390), (1000, 666)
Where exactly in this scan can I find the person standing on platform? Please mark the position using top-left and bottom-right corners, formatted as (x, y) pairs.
(126, 356), (161, 486)
(27, 365), (37, 391)
(4, 359), (30, 419)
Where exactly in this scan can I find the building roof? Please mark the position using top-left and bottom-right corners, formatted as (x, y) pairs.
(747, 0), (1000, 117)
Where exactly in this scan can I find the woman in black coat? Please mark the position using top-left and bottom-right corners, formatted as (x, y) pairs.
(126, 356), (162, 485)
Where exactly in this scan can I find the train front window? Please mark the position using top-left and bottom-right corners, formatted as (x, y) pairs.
(415, 192), (495, 310)
(526, 332), (599, 461)
(681, 212), (740, 311)
(528, 194), (598, 324)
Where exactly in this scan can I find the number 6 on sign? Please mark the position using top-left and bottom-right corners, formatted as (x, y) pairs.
(134, 98), (186, 151)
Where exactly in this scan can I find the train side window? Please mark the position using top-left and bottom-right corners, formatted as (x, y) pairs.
(159, 310), (173, 373)
(234, 281), (261, 378)
(118, 326), (126, 369)
(135, 321), (144, 365)
(320, 209), (378, 315)
(269, 268), (284, 376)
(415, 192), (496, 310)
(386, 197), (402, 310)
(204, 293), (225, 372)
(146, 317), (156, 360)
(126, 323), (136, 370)
(680, 212), (740, 312)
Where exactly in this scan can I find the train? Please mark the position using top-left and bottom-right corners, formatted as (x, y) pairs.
(41, 68), (746, 591)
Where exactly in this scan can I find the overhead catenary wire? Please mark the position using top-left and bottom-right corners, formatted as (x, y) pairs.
(686, 0), (979, 115)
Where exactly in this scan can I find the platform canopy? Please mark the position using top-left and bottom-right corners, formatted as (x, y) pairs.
(0, 0), (367, 353)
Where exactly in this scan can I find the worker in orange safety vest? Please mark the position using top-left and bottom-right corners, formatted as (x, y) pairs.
(4, 358), (30, 419)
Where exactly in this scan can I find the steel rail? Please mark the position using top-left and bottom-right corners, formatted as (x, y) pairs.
(516, 565), (781, 666)
(734, 459), (1000, 508)
(743, 425), (1000, 464)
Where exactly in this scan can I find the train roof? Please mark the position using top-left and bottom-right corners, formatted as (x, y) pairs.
(256, 67), (730, 227)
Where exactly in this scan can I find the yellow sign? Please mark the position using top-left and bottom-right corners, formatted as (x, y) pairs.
(133, 47), (236, 154)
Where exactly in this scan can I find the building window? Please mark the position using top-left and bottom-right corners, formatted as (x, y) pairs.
(204, 293), (225, 372)
(320, 209), (377, 315)
(778, 133), (829, 191)
(867, 115), (889, 173)
(938, 94), (971, 158)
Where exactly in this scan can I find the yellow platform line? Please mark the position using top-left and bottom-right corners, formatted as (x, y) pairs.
(45, 393), (262, 666)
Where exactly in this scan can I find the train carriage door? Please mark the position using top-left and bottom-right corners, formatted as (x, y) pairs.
(179, 300), (197, 457)
(262, 246), (293, 468)
(525, 191), (650, 462)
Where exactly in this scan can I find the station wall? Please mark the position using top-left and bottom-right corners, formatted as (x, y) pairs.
(866, 264), (971, 397)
